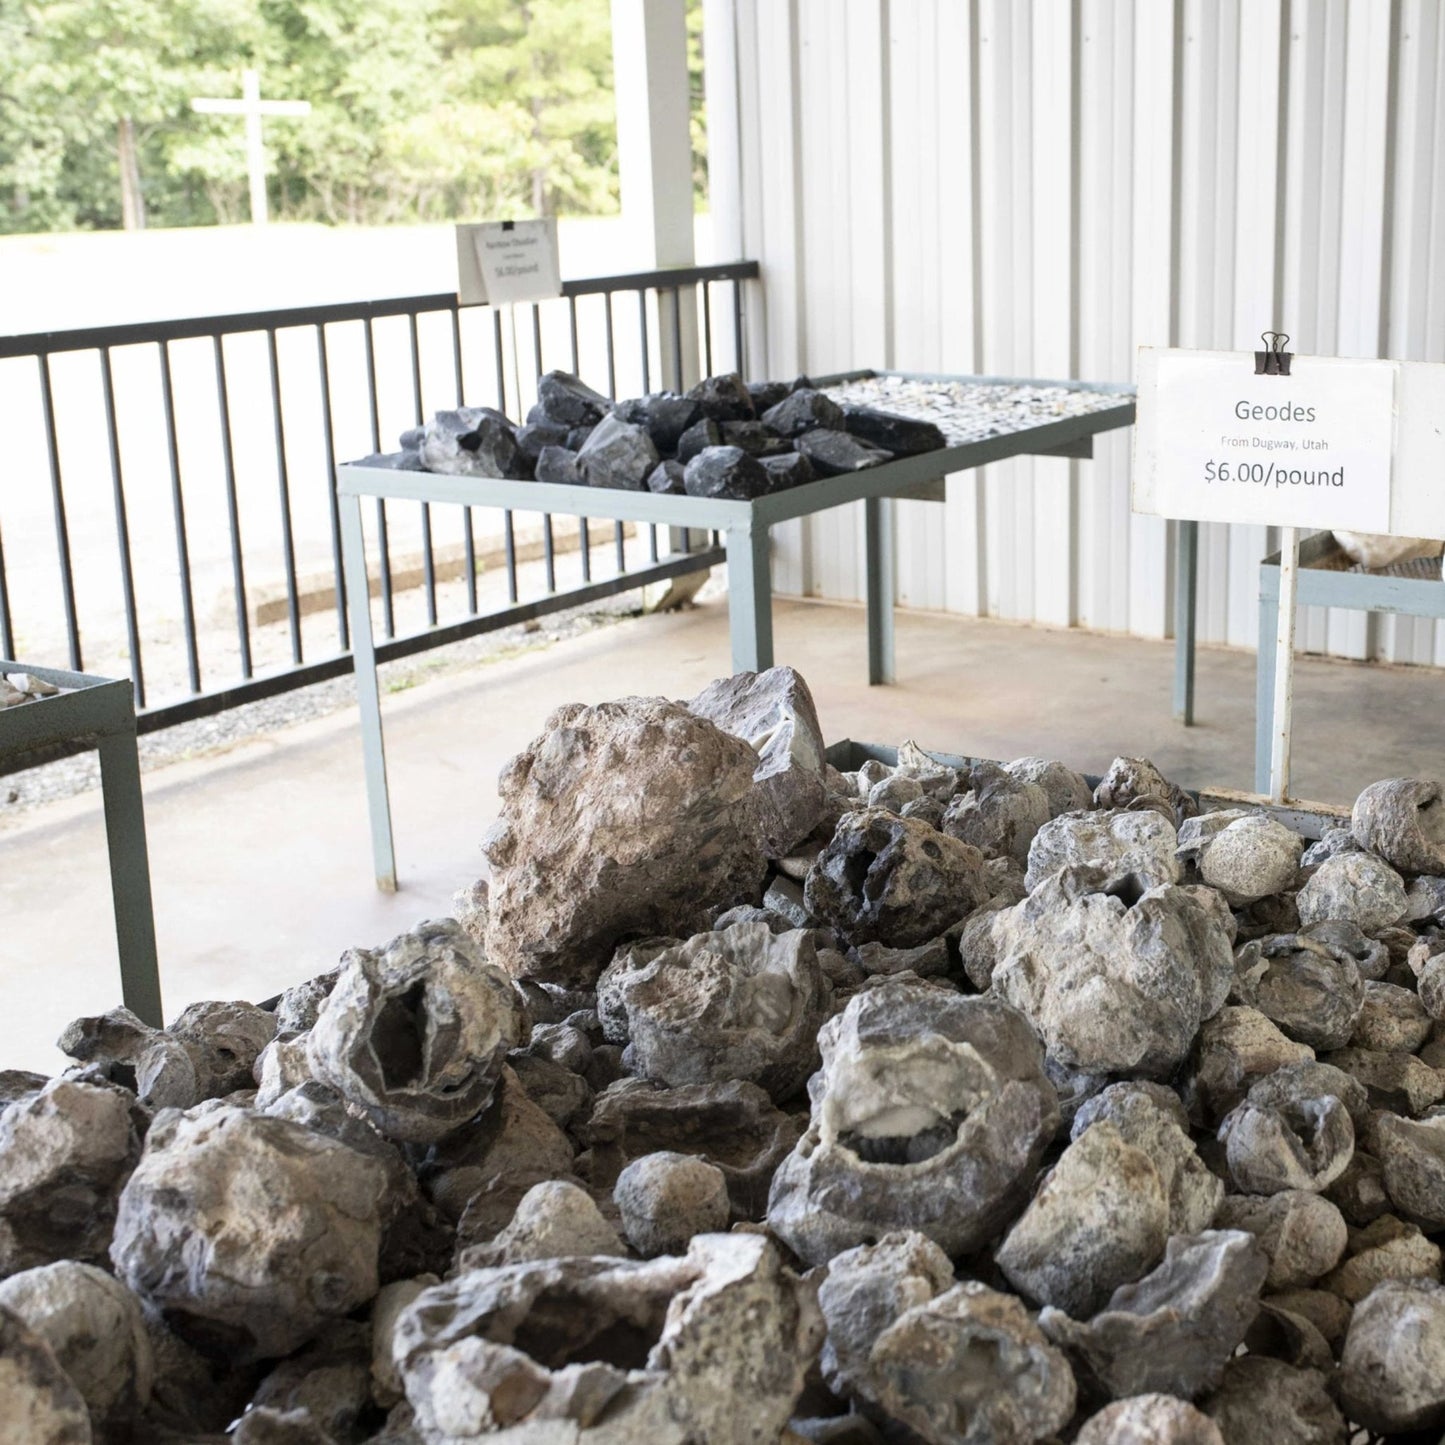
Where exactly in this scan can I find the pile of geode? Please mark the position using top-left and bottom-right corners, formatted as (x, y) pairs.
(373, 369), (946, 500)
(6, 669), (1445, 1445)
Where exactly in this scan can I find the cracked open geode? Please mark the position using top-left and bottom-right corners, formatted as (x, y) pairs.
(766, 977), (1058, 1265)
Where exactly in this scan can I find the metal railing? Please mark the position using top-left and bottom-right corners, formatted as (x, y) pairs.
(0, 260), (759, 754)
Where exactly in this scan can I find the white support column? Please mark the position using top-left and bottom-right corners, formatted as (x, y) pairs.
(612, 0), (701, 386)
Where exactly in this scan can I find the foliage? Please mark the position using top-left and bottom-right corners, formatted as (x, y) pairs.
(0, 0), (708, 233)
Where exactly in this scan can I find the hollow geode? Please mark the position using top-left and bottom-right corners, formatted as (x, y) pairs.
(307, 918), (524, 1144)
(766, 978), (1059, 1264)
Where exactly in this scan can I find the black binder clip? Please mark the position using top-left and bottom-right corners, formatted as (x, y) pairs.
(1254, 331), (1292, 376)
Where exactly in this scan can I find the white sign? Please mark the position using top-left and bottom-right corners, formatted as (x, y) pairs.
(456, 220), (562, 306)
(1134, 349), (1396, 533)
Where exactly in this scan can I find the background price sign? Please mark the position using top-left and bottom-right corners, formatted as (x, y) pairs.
(1134, 349), (1395, 532)
(456, 219), (562, 307)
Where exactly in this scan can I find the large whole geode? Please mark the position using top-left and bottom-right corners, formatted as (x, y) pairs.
(766, 979), (1059, 1264)
(803, 807), (991, 948)
(992, 866), (1234, 1078)
(307, 918), (523, 1145)
(1352, 777), (1445, 876)
(110, 1105), (387, 1362)
(595, 922), (830, 1100)
(483, 697), (769, 986)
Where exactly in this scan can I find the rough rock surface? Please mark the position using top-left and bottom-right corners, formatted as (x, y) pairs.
(457, 1181), (625, 1271)
(0, 1305), (93, 1444)
(1190, 812), (1305, 906)
(815, 1231), (954, 1402)
(804, 808), (990, 948)
(1352, 776), (1445, 875)
(1071, 1083), (1223, 1234)
(0, 1260), (153, 1431)
(683, 444), (771, 499)
(1213, 1192), (1349, 1289)
(0, 1077), (140, 1276)
(1004, 755), (1094, 818)
(1374, 1111), (1445, 1227)
(584, 1079), (800, 1219)
(996, 1121), (1169, 1317)
(392, 1233), (822, 1444)
(687, 666), (828, 858)
(1321, 1213), (1442, 1301)
(419, 407), (520, 479)
(941, 763), (1051, 864)
(1040, 1230), (1268, 1400)
(307, 918), (524, 1144)
(1295, 851), (1407, 932)
(1025, 807), (1181, 892)
(483, 697), (769, 987)
(1093, 755), (1198, 825)
(864, 1282), (1076, 1445)
(595, 922), (829, 1100)
(1077, 1395), (1224, 1445)
(1184, 1007), (1316, 1126)
(1202, 1357), (1347, 1445)
(1338, 1277), (1445, 1434)
(57, 1008), (199, 1109)
(110, 1105), (387, 1362)
(613, 1152), (730, 1257)
(993, 866), (1233, 1077)
(1218, 1095), (1355, 1195)
(767, 980), (1058, 1264)
(576, 412), (660, 490)
(1232, 933), (1365, 1051)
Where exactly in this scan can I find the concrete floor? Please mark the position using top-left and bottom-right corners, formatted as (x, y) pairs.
(3, 595), (1442, 1075)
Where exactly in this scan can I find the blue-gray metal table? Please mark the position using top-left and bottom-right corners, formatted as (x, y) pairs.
(0, 661), (163, 1024)
(337, 369), (1136, 889)
(1255, 532), (1445, 794)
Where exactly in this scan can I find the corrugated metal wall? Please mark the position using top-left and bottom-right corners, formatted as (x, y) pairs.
(703, 0), (1445, 662)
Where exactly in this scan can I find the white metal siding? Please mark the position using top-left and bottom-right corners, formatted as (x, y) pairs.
(703, 0), (1445, 661)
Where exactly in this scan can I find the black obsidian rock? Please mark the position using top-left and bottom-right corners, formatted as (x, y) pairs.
(535, 446), (584, 485)
(843, 405), (947, 456)
(746, 380), (791, 412)
(647, 460), (687, 495)
(537, 370), (610, 428)
(686, 372), (756, 422)
(619, 393), (703, 454)
(683, 445), (770, 500)
(677, 417), (723, 464)
(720, 420), (792, 457)
(762, 388), (845, 438)
(795, 428), (894, 476)
(761, 451), (816, 491)
(516, 421), (570, 468)
(577, 413), (660, 490)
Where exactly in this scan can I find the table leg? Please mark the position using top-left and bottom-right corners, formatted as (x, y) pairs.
(1255, 579), (1279, 796)
(865, 496), (896, 686)
(725, 525), (774, 673)
(1173, 519), (1198, 724)
(96, 728), (163, 1026)
(341, 493), (397, 892)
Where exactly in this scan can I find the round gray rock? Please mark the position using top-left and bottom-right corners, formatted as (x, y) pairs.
(614, 1151), (730, 1257)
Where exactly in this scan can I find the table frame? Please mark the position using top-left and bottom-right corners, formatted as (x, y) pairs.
(1255, 532), (1445, 794)
(0, 660), (163, 1025)
(338, 368), (1135, 889)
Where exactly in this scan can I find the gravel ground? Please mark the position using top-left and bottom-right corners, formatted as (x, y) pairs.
(0, 586), (703, 829)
